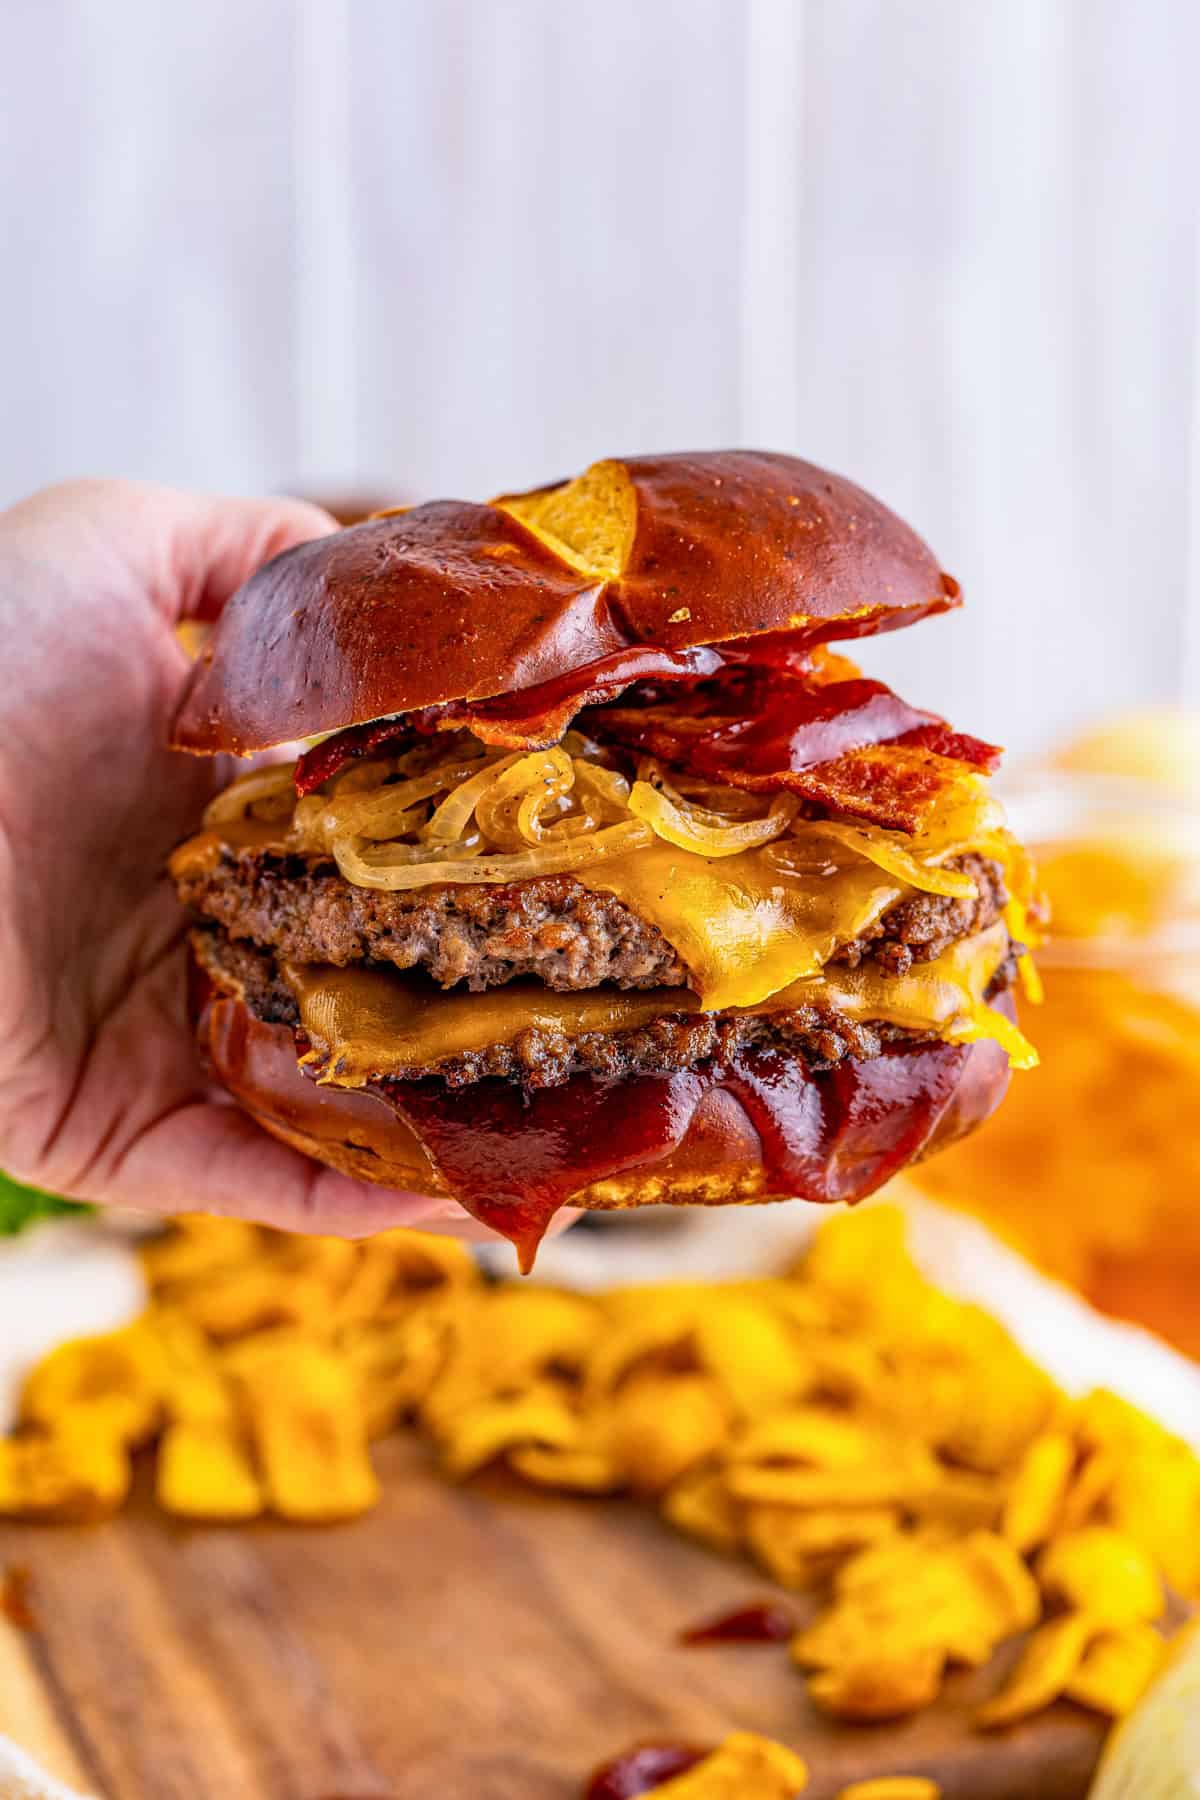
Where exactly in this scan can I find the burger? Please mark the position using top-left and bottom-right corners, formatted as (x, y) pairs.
(169, 452), (1038, 1268)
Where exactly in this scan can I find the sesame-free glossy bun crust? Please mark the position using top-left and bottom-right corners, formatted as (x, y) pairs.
(172, 451), (957, 755)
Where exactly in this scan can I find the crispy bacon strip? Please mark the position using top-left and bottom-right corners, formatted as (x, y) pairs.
(582, 670), (1001, 831)
(295, 716), (419, 793)
(295, 643), (1001, 832)
(294, 645), (723, 793)
(413, 645), (724, 749)
(585, 677), (938, 775)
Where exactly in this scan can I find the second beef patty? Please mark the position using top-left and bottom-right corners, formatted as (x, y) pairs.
(195, 929), (1017, 1092)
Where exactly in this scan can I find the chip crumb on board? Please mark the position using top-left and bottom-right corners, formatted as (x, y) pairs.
(1, 1205), (1195, 1734)
(836, 1781), (942, 1800)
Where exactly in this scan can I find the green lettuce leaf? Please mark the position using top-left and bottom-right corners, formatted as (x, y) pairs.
(0, 1168), (90, 1235)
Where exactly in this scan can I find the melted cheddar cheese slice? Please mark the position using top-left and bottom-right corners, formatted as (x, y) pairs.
(573, 777), (1012, 1012)
(577, 839), (906, 1011)
(286, 921), (1033, 1086)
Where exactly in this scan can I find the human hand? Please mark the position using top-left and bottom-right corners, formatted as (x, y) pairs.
(0, 480), (567, 1244)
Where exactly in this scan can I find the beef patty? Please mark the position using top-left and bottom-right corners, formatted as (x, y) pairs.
(195, 930), (1017, 1093)
(176, 849), (1007, 994)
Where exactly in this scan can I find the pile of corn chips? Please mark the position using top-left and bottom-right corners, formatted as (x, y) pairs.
(2, 1206), (1196, 1730)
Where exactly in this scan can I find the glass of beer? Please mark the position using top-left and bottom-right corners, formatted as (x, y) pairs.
(912, 770), (1200, 1358)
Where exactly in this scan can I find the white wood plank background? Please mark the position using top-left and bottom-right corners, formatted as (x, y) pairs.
(2, 0), (1198, 750)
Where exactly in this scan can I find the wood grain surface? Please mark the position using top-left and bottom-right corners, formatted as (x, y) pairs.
(0, 1437), (1106, 1800)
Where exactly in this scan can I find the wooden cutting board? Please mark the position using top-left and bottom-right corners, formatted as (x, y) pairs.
(0, 1436), (1105, 1800)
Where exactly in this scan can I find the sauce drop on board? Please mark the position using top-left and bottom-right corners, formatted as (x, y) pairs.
(1, 1566), (36, 1632)
(584, 1744), (707, 1799)
(677, 1601), (795, 1646)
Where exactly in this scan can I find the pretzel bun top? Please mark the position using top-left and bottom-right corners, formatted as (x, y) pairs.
(172, 450), (957, 755)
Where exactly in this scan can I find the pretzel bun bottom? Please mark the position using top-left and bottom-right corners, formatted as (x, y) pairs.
(198, 990), (1011, 1224)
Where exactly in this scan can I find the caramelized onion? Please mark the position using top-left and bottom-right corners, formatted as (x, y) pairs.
(329, 760), (485, 837)
(288, 757), (488, 854)
(203, 764), (297, 826)
(331, 818), (654, 890)
(795, 820), (979, 899)
(334, 834), (484, 870)
(470, 749), (571, 849)
(573, 761), (632, 814)
(200, 726), (1021, 918)
(325, 758), (397, 796)
(629, 778), (796, 857)
(421, 752), (521, 843)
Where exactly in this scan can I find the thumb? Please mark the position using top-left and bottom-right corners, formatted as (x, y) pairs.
(2, 478), (338, 628)
(159, 487), (340, 625)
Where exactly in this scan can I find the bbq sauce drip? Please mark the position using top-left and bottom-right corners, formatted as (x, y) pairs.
(585, 1744), (707, 1800)
(193, 950), (985, 1276)
(372, 1038), (970, 1272)
(677, 1601), (796, 1646)
(374, 1065), (717, 1274)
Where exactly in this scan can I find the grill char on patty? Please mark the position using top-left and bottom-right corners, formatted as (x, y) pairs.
(195, 930), (1017, 1093)
(176, 850), (1007, 994)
